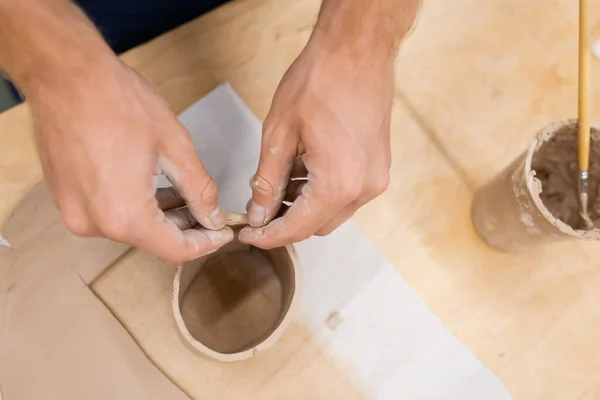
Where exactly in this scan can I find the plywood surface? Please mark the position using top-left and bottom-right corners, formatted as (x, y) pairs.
(2, 0), (600, 399)
(91, 86), (509, 399)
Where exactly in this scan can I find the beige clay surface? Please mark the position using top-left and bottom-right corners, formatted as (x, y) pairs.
(471, 119), (600, 252)
(179, 249), (283, 354)
(5, 0), (600, 399)
(172, 237), (300, 363)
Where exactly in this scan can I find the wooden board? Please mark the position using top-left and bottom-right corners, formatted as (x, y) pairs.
(2, 0), (600, 398)
(0, 187), (189, 400)
(390, 2), (600, 399)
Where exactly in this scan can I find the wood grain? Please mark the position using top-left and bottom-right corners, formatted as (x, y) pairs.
(386, 1), (600, 399)
(2, 0), (600, 399)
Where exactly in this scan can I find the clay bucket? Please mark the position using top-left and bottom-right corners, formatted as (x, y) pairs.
(171, 213), (301, 362)
(472, 119), (600, 252)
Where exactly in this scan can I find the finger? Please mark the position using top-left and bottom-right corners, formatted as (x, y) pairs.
(315, 204), (359, 236)
(283, 179), (307, 203)
(156, 186), (186, 211)
(58, 197), (100, 238)
(290, 156), (308, 179)
(158, 130), (225, 231)
(164, 207), (198, 230)
(316, 185), (386, 236)
(246, 199), (289, 218)
(274, 203), (290, 219)
(132, 204), (234, 265)
(45, 166), (101, 237)
(239, 181), (345, 249)
(166, 207), (257, 229)
(247, 197), (289, 215)
(248, 126), (298, 228)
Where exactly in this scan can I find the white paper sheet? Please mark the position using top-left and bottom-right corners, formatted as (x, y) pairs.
(159, 83), (513, 400)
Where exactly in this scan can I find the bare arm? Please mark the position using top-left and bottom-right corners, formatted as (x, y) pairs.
(313, 0), (420, 59)
(0, 0), (115, 96)
(241, 0), (421, 247)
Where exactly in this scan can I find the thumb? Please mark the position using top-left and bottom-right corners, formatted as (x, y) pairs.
(159, 126), (226, 230)
(248, 126), (297, 227)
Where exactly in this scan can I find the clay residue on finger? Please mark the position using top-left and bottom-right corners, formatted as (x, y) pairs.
(531, 122), (600, 230)
(238, 226), (265, 244)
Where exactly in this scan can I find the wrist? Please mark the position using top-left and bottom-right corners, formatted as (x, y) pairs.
(17, 42), (119, 103)
(0, 0), (117, 100)
(310, 0), (421, 62)
(307, 27), (395, 70)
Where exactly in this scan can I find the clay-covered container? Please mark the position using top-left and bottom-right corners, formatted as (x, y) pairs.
(472, 119), (600, 252)
(171, 214), (301, 362)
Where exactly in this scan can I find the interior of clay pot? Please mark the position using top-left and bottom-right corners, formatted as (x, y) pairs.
(531, 120), (600, 230)
(176, 241), (296, 355)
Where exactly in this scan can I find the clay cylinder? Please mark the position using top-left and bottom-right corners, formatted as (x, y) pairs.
(472, 119), (600, 252)
(171, 214), (301, 362)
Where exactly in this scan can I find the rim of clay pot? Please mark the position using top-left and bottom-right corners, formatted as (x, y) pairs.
(171, 236), (302, 362)
(524, 119), (600, 240)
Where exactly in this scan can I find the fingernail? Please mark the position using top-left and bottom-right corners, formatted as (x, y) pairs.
(209, 207), (225, 229)
(248, 201), (267, 227)
(249, 174), (255, 190)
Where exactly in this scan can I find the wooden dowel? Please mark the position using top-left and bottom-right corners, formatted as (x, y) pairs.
(579, 0), (591, 172)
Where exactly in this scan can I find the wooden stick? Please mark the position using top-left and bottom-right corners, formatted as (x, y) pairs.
(578, 0), (595, 228)
(579, 0), (591, 172)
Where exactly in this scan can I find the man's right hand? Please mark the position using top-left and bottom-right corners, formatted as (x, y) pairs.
(27, 58), (234, 265)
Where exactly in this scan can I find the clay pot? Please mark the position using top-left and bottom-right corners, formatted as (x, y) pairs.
(171, 214), (301, 362)
(472, 119), (600, 252)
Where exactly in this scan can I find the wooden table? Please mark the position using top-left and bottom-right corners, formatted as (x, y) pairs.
(2, 0), (600, 398)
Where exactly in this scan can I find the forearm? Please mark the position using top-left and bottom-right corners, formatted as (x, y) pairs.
(0, 0), (115, 96)
(312, 0), (420, 60)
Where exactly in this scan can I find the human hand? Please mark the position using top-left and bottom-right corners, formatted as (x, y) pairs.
(239, 36), (394, 248)
(27, 58), (233, 264)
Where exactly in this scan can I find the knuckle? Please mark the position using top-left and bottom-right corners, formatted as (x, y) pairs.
(315, 220), (337, 237)
(198, 177), (218, 205)
(61, 208), (92, 237)
(158, 243), (196, 265)
(331, 158), (366, 203)
(287, 227), (315, 244)
(314, 228), (332, 237)
(287, 226), (312, 244)
(262, 121), (273, 137)
(338, 180), (362, 203)
(95, 207), (132, 241)
(369, 169), (391, 197)
(252, 171), (278, 200)
(261, 117), (279, 139)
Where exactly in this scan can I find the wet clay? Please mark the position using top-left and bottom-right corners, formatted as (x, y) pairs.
(532, 122), (600, 229)
(180, 248), (283, 354)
